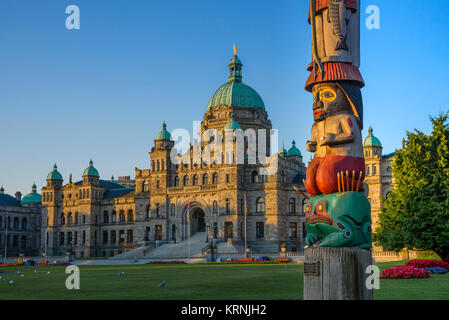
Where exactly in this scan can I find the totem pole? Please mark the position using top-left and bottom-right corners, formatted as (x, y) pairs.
(302, 0), (373, 300)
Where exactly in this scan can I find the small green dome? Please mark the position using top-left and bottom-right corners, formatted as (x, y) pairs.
(155, 122), (172, 141)
(224, 113), (242, 130)
(363, 127), (382, 148)
(22, 184), (42, 204)
(287, 140), (302, 157)
(224, 119), (242, 130)
(207, 51), (265, 112)
(47, 164), (63, 181)
(83, 159), (100, 177)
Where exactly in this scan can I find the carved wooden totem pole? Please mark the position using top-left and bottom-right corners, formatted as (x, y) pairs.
(302, 0), (374, 300)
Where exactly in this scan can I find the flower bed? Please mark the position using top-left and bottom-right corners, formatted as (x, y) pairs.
(405, 259), (449, 270)
(37, 261), (70, 266)
(275, 257), (290, 263)
(425, 267), (449, 274)
(380, 266), (431, 279)
(146, 261), (186, 264)
(214, 260), (280, 264)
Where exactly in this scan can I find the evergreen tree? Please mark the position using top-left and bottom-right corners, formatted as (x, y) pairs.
(376, 114), (449, 262)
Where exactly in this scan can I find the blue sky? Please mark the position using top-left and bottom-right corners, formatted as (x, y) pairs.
(1, 0), (448, 195)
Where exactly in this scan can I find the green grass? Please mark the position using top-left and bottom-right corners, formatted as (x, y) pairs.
(0, 261), (448, 300)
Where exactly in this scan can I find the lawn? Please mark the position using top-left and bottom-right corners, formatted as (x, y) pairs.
(0, 261), (448, 300)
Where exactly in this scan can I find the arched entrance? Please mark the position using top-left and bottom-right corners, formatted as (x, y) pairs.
(191, 208), (206, 234)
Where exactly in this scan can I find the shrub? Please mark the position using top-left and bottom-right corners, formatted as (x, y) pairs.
(275, 257), (290, 263)
(380, 266), (431, 279)
(405, 259), (449, 270)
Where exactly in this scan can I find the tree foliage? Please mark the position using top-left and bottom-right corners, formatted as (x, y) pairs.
(376, 114), (449, 262)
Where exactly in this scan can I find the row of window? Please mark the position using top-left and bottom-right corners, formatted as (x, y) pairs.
(55, 229), (134, 246)
(143, 196), (306, 219)
(58, 210), (134, 226)
(0, 234), (28, 248)
(0, 217), (27, 230)
(174, 173), (220, 187)
(366, 165), (392, 176)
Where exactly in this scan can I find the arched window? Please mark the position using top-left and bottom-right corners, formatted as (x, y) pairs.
(75, 212), (79, 224)
(171, 204), (176, 217)
(193, 174), (199, 186)
(157, 160), (160, 171)
(128, 210), (134, 222)
(251, 171), (259, 183)
(226, 198), (231, 214)
(256, 197), (265, 213)
(212, 173), (219, 184)
(112, 210), (117, 223)
(281, 171), (286, 183)
(183, 175), (189, 186)
(143, 181), (149, 192)
(289, 198), (296, 213)
(61, 213), (65, 225)
(21, 218), (27, 230)
(202, 174), (209, 185)
(161, 160), (164, 171)
(213, 201), (218, 215)
(119, 210), (125, 222)
(372, 165), (377, 175)
(68, 212), (73, 225)
(174, 176), (180, 187)
(156, 203), (160, 217)
(146, 205), (151, 219)
(386, 167), (392, 175)
(366, 166), (370, 176)
(103, 211), (109, 223)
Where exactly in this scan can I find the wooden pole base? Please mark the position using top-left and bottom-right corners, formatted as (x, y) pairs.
(304, 247), (374, 300)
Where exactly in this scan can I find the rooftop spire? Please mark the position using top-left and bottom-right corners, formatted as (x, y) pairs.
(228, 45), (242, 83)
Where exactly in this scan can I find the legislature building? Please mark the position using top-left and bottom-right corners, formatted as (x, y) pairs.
(39, 52), (308, 258)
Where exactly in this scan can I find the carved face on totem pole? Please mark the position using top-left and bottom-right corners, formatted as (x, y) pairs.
(312, 83), (350, 122)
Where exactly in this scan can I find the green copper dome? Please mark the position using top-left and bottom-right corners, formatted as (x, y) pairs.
(83, 159), (100, 177)
(287, 140), (302, 157)
(47, 164), (63, 181)
(22, 184), (42, 204)
(363, 126), (382, 148)
(155, 122), (173, 141)
(206, 50), (265, 112)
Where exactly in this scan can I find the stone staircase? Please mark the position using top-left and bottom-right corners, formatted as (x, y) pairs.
(217, 241), (244, 254)
(109, 243), (154, 260)
(143, 232), (208, 259)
